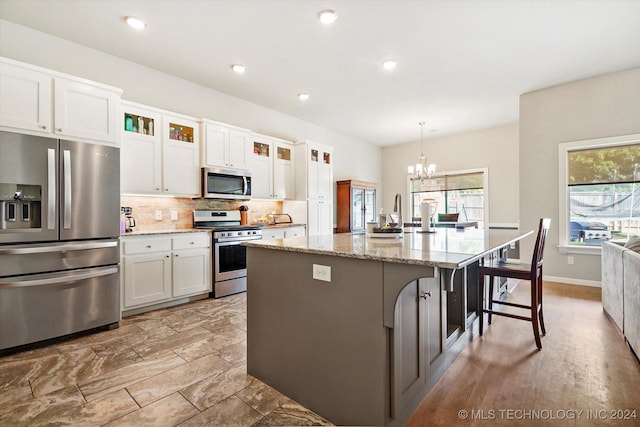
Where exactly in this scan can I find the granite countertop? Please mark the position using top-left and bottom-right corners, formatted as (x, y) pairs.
(121, 228), (210, 237)
(244, 228), (532, 269)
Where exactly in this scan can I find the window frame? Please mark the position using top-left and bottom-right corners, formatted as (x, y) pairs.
(558, 133), (640, 255)
(407, 167), (489, 227)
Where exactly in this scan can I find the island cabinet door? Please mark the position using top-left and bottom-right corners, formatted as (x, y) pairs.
(391, 276), (445, 419)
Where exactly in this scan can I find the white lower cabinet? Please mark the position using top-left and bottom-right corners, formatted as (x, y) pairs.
(172, 234), (211, 297)
(285, 226), (306, 238)
(263, 228), (286, 240)
(122, 232), (211, 312)
(262, 226), (306, 240)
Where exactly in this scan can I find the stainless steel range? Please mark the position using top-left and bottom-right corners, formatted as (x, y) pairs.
(193, 210), (262, 298)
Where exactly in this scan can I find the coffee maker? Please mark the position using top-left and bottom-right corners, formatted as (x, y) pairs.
(121, 206), (136, 232)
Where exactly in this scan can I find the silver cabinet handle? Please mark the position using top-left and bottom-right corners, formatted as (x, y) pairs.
(420, 291), (432, 299)
(63, 149), (72, 229)
(145, 245), (152, 248)
(0, 240), (118, 255)
(40, 124), (47, 130)
(47, 148), (56, 230)
(57, 128), (62, 132)
(0, 266), (118, 289)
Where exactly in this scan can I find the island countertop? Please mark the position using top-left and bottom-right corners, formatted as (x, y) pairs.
(244, 228), (533, 269)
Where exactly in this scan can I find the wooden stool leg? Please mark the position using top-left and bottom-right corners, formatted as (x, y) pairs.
(487, 275), (494, 325)
(478, 271), (484, 336)
(530, 278), (542, 349)
(537, 272), (546, 335)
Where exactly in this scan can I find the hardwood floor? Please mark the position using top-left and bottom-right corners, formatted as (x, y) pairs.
(406, 281), (640, 426)
(2, 281), (638, 426)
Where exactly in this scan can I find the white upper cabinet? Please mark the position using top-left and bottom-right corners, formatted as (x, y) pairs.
(162, 113), (199, 196)
(273, 138), (295, 199)
(201, 120), (248, 169)
(248, 133), (274, 199)
(53, 77), (120, 144)
(247, 133), (295, 200)
(120, 101), (162, 194)
(0, 60), (52, 133)
(120, 101), (199, 197)
(0, 57), (122, 145)
(295, 141), (333, 201)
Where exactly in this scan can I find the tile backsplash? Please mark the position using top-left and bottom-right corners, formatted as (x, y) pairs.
(120, 196), (284, 232)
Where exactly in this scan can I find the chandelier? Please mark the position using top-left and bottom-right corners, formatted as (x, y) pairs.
(408, 122), (436, 181)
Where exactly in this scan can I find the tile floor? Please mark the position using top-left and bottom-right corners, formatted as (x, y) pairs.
(0, 294), (333, 426)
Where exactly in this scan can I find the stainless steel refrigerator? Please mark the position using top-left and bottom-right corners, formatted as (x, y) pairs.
(0, 131), (120, 351)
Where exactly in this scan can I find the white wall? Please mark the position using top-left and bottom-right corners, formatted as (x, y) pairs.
(519, 68), (640, 286)
(380, 123), (520, 226)
(0, 19), (381, 192)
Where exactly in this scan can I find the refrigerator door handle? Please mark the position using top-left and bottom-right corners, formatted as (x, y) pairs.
(47, 148), (56, 230)
(0, 266), (118, 289)
(0, 240), (118, 255)
(63, 149), (72, 229)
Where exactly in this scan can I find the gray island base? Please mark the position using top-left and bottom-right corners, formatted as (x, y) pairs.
(245, 229), (532, 426)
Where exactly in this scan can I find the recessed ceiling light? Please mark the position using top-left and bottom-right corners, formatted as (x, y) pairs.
(125, 16), (146, 30)
(382, 60), (397, 71)
(298, 93), (310, 101)
(231, 64), (246, 74)
(318, 9), (338, 25)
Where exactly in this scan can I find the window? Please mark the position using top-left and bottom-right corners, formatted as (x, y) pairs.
(409, 169), (488, 228)
(559, 134), (640, 254)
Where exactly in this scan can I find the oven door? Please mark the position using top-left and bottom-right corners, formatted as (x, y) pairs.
(214, 240), (247, 282)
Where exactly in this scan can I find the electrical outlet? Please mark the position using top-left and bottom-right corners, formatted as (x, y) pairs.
(171, 210), (178, 221)
(567, 256), (574, 265)
(155, 210), (162, 221)
(312, 264), (331, 282)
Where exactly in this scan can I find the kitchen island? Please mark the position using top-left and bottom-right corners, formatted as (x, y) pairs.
(244, 228), (532, 426)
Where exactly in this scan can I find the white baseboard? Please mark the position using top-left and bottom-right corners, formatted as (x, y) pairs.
(544, 275), (601, 287)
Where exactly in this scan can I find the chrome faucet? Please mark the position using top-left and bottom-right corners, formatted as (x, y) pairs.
(393, 193), (403, 231)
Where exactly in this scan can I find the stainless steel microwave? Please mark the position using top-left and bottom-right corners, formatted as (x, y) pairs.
(201, 167), (252, 200)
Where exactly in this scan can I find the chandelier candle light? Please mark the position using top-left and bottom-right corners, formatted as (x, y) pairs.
(408, 122), (436, 181)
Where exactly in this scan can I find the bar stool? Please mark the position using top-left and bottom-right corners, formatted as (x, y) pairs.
(478, 218), (551, 349)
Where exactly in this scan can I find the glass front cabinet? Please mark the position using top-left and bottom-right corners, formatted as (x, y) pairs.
(336, 180), (377, 233)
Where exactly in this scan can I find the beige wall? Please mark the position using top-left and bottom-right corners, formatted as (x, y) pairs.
(519, 68), (640, 285)
(380, 123), (520, 226)
(0, 19), (381, 201)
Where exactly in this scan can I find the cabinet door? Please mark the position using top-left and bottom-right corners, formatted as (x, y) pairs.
(202, 123), (228, 167)
(263, 228), (286, 240)
(392, 277), (444, 416)
(0, 61), (52, 134)
(393, 280), (426, 414)
(308, 200), (333, 237)
(228, 129), (248, 169)
(273, 142), (294, 199)
(284, 226), (306, 238)
(364, 189), (376, 223)
(318, 151), (333, 200)
(307, 147), (321, 199)
(352, 188), (364, 231)
(54, 77), (120, 144)
(163, 116), (199, 196)
(248, 136), (273, 198)
(123, 252), (172, 308)
(173, 247), (211, 297)
(121, 105), (162, 194)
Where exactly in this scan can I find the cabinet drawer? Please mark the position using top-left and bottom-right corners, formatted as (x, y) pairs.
(123, 237), (172, 255)
(172, 233), (210, 250)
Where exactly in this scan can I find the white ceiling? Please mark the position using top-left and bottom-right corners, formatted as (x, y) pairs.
(1, 0), (639, 146)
